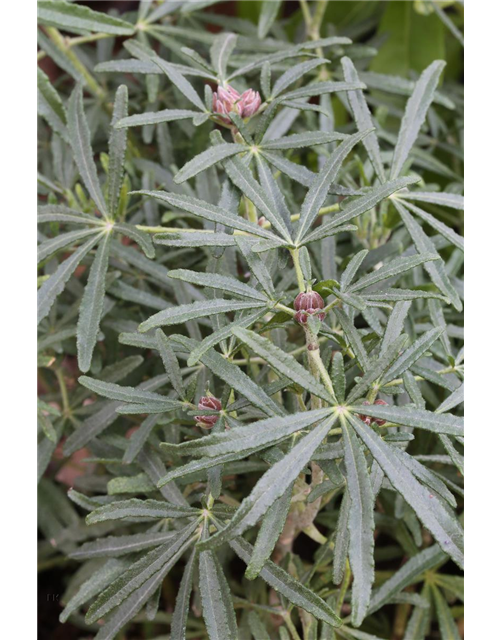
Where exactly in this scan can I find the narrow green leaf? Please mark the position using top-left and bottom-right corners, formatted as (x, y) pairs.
(171, 334), (285, 417)
(235, 237), (276, 297)
(245, 483), (293, 580)
(107, 85), (128, 219)
(171, 549), (197, 639)
(396, 190), (464, 210)
(428, 298), (453, 357)
(332, 352), (346, 402)
(255, 155), (294, 237)
(210, 32), (237, 80)
(228, 48), (316, 82)
(333, 491), (351, 585)
(279, 81), (366, 103)
(78, 375), (179, 406)
(229, 536), (342, 627)
(67, 85), (108, 217)
(59, 559), (127, 623)
(175, 143), (247, 184)
(390, 60), (446, 178)
(393, 200), (462, 311)
(155, 329), (185, 399)
(93, 571), (169, 640)
(158, 446), (264, 487)
(38, 228), (100, 264)
(139, 299), (265, 332)
(64, 374), (170, 456)
(346, 413), (464, 567)
(394, 198), (464, 251)
(389, 445), (456, 507)
(233, 327), (335, 403)
(348, 253), (438, 293)
(168, 268), (268, 301)
(431, 585), (461, 640)
(37, 233), (102, 324)
(199, 550), (239, 640)
(383, 327), (444, 382)
(358, 71), (454, 109)
(367, 545), (445, 615)
(362, 289), (447, 302)
(187, 309), (267, 366)
(37, 67), (68, 141)
(341, 418), (375, 626)
(249, 611), (272, 640)
(260, 131), (347, 151)
(76, 233), (111, 372)
(86, 499), (198, 525)
(436, 384), (464, 414)
(86, 521), (198, 623)
(334, 309), (370, 372)
(132, 190), (280, 240)
(295, 130), (373, 242)
(341, 250), (369, 291)
(123, 415), (160, 464)
(114, 222), (155, 258)
(38, 205), (105, 226)
(349, 404), (463, 436)
(300, 223), (358, 245)
(262, 151), (359, 197)
(197, 416), (336, 548)
(380, 301), (412, 356)
(346, 335), (408, 404)
(161, 409), (331, 459)
(126, 40), (206, 111)
(38, 1), (135, 35)
(272, 58), (330, 98)
(224, 155), (293, 241)
(116, 109), (201, 128)
(154, 231), (237, 248)
(341, 57), (386, 182)
(258, 0), (282, 39)
(70, 531), (178, 560)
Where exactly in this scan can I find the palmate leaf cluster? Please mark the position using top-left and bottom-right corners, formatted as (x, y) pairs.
(37, 2), (464, 639)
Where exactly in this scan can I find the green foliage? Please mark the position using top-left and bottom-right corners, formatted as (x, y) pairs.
(38, 2), (464, 639)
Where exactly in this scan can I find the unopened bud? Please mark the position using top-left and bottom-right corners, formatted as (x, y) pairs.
(212, 84), (261, 123)
(357, 399), (388, 426)
(195, 396), (222, 429)
(373, 399), (388, 426)
(293, 291), (325, 325)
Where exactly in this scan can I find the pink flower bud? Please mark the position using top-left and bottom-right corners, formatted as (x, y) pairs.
(239, 89), (262, 117)
(357, 399), (388, 427)
(212, 84), (261, 123)
(373, 399), (388, 426)
(357, 400), (372, 426)
(195, 396), (222, 429)
(293, 291), (325, 324)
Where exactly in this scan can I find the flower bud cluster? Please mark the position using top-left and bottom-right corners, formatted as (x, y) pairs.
(195, 396), (222, 429)
(293, 291), (326, 325)
(213, 85), (261, 123)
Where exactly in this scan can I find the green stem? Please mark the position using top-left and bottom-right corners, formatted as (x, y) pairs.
(55, 367), (71, 419)
(38, 31), (115, 62)
(303, 523), (328, 545)
(291, 248), (306, 292)
(336, 559), (352, 616)
(299, 0), (313, 28)
(44, 27), (105, 99)
(135, 203), (340, 236)
(282, 612), (302, 640)
(311, 0), (328, 38)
